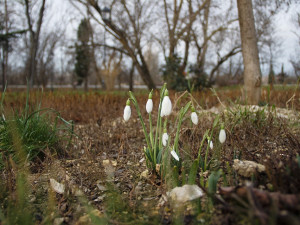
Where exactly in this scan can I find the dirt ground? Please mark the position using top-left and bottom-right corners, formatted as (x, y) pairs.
(1, 88), (300, 224)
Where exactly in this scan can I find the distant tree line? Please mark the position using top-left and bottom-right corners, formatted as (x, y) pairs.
(0, 0), (299, 104)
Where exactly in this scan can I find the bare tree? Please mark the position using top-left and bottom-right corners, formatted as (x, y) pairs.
(162, 0), (208, 57)
(101, 50), (122, 91)
(1, 0), (9, 91)
(23, 0), (47, 88)
(237, 0), (262, 104)
(290, 13), (300, 79)
(36, 30), (64, 88)
(160, 0), (211, 75)
(0, 0), (26, 91)
(72, 0), (156, 90)
(144, 45), (161, 85)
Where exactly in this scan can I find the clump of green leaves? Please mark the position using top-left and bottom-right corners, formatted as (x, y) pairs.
(0, 86), (74, 169)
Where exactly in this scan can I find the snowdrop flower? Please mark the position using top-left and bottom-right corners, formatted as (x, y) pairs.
(219, 124), (226, 144)
(207, 137), (213, 150)
(190, 106), (198, 125)
(170, 149), (180, 161)
(161, 89), (172, 117)
(123, 99), (131, 122)
(146, 91), (153, 113)
(162, 130), (169, 147)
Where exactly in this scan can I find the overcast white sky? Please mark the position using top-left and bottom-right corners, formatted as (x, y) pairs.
(272, 5), (299, 73)
(49, 0), (300, 75)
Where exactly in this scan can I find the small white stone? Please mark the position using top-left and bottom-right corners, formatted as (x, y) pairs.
(139, 157), (145, 163)
(50, 178), (65, 194)
(233, 159), (265, 177)
(53, 218), (65, 225)
(102, 159), (110, 166)
(111, 160), (117, 167)
(140, 169), (149, 179)
(169, 185), (204, 203)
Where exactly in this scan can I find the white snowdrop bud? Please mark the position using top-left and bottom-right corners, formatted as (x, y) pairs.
(123, 99), (131, 122)
(171, 149), (180, 161)
(162, 132), (169, 147)
(208, 138), (213, 150)
(146, 99), (153, 114)
(146, 90), (153, 113)
(219, 124), (226, 144)
(190, 106), (198, 125)
(161, 90), (172, 117)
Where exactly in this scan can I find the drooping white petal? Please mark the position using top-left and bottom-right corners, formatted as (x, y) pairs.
(219, 129), (226, 144)
(159, 102), (165, 117)
(171, 150), (180, 161)
(162, 133), (169, 147)
(208, 139), (213, 150)
(146, 99), (153, 114)
(191, 112), (198, 125)
(161, 96), (172, 117)
(123, 105), (131, 122)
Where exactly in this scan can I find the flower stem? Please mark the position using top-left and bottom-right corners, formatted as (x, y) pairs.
(129, 92), (151, 157)
(203, 115), (220, 171)
(149, 113), (154, 150)
(154, 84), (167, 165)
(174, 101), (191, 154)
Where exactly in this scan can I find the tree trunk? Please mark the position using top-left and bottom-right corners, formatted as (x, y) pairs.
(2, 0), (8, 91)
(84, 76), (88, 92)
(237, 0), (261, 105)
(28, 41), (38, 87)
(129, 61), (135, 91)
(25, 0), (46, 88)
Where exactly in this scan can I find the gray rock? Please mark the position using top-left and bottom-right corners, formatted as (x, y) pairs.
(233, 159), (265, 177)
(168, 184), (204, 203)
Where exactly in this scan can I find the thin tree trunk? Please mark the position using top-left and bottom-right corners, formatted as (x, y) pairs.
(237, 0), (261, 105)
(25, 0), (46, 88)
(129, 61), (135, 91)
(84, 76), (88, 92)
(198, 0), (211, 70)
(2, 0), (8, 91)
(1, 50), (5, 91)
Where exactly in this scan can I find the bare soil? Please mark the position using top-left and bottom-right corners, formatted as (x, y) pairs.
(1, 88), (300, 224)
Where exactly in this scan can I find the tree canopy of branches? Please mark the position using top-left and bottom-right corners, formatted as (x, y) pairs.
(73, 0), (156, 89)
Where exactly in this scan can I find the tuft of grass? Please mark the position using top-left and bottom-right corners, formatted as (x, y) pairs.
(0, 86), (74, 169)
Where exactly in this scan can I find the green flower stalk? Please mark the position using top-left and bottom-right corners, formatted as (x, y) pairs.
(128, 92), (152, 162)
(146, 90), (154, 149)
